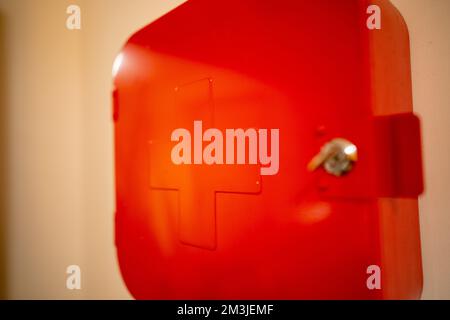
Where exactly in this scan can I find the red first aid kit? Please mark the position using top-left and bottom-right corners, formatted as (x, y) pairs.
(113, 0), (424, 299)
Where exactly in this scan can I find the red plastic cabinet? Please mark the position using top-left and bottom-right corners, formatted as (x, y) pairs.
(113, 0), (424, 300)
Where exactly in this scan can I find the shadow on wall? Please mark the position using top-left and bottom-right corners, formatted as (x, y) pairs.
(0, 11), (9, 299)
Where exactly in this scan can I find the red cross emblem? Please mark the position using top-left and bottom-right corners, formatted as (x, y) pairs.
(149, 79), (261, 250)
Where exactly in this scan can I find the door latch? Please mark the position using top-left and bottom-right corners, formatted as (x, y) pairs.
(308, 138), (358, 177)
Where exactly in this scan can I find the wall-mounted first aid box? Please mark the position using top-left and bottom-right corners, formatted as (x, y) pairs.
(113, 0), (424, 300)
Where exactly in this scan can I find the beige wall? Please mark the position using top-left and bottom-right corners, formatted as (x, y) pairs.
(0, 0), (448, 299)
(0, 0), (86, 299)
(391, 0), (450, 300)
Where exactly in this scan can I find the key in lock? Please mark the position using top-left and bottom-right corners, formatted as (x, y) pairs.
(308, 138), (358, 177)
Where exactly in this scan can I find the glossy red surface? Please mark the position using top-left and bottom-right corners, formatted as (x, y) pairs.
(113, 0), (423, 299)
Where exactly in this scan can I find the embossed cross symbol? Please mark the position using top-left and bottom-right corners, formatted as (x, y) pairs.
(149, 79), (261, 250)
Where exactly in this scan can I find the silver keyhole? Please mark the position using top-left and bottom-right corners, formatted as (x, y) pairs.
(308, 138), (358, 177)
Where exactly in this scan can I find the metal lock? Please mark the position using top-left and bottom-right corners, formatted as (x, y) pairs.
(308, 138), (358, 177)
